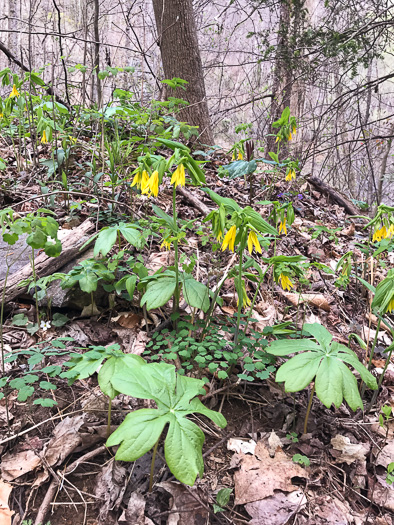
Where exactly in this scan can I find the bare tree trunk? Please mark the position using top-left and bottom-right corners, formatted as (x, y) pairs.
(7, 0), (18, 62)
(266, 0), (292, 154)
(377, 124), (394, 205)
(93, 0), (102, 107)
(152, 0), (213, 144)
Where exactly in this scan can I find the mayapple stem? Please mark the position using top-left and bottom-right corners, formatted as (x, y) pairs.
(304, 383), (316, 435)
(149, 438), (160, 493)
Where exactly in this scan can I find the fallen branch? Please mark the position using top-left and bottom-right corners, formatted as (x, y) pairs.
(1, 219), (95, 304)
(33, 445), (107, 525)
(177, 186), (211, 215)
(308, 176), (360, 216)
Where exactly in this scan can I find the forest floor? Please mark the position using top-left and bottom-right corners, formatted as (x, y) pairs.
(0, 149), (393, 525)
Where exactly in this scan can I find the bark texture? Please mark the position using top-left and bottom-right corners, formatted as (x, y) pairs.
(152, 0), (213, 144)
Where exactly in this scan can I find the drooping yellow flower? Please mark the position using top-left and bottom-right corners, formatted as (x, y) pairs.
(9, 84), (19, 98)
(41, 130), (48, 144)
(0, 113), (3, 118)
(387, 224), (394, 238)
(237, 283), (251, 307)
(373, 226), (387, 242)
(216, 230), (223, 242)
(160, 239), (171, 251)
(221, 225), (237, 252)
(288, 132), (293, 141)
(232, 152), (236, 161)
(147, 170), (159, 197)
(292, 126), (296, 135)
(171, 164), (186, 188)
(387, 296), (394, 313)
(247, 230), (262, 254)
(285, 169), (296, 182)
(278, 218), (287, 235)
(238, 151), (243, 160)
(275, 136), (281, 143)
(279, 273), (293, 291)
(131, 170), (149, 190)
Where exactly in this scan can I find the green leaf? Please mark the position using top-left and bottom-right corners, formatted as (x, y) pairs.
(125, 275), (137, 298)
(303, 323), (333, 350)
(276, 352), (322, 391)
(107, 409), (169, 459)
(216, 488), (232, 507)
(94, 227), (118, 257)
(141, 276), (177, 311)
(98, 354), (145, 399)
(267, 339), (320, 356)
(182, 275), (210, 313)
(315, 356), (343, 408)
(33, 398), (57, 407)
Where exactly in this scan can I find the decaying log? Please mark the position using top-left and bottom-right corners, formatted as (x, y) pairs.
(177, 186), (211, 215)
(1, 220), (95, 304)
(308, 176), (360, 216)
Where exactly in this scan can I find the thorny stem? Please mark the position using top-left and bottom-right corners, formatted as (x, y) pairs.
(149, 437), (160, 493)
(304, 383), (316, 435)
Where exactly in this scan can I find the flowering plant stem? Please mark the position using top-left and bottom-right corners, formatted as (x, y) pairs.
(30, 248), (40, 325)
(172, 186), (180, 322)
(234, 246), (245, 348)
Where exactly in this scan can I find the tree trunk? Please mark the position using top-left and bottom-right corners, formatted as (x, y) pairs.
(93, 0), (102, 107)
(152, 0), (213, 144)
(7, 0), (18, 63)
(266, 0), (292, 155)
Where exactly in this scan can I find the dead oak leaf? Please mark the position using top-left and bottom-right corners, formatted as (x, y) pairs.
(0, 479), (14, 525)
(233, 441), (308, 505)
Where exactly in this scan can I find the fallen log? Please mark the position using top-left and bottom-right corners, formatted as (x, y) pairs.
(177, 186), (211, 215)
(1, 219), (95, 305)
(308, 176), (360, 216)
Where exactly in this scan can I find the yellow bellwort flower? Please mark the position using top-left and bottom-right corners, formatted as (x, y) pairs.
(285, 169), (296, 182)
(231, 152), (236, 161)
(237, 151), (243, 160)
(247, 230), (262, 254)
(275, 136), (281, 143)
(216, 230), (223, 242)
(171, 164), (186, 188)
(387, 224), (394, 238)
(279, 273), (294, 291)
(288, 132), (292, 141)
(131, 171), (142, 189)
(373, 226), (387, 242)
(147, 170), (159, 197)
(221, 225), (237, 252)
(292, 126), (296, 135)
(387, 296), (394, 313)
(278, 218), (287, 235)
(0, 113), (3, 118)
(9, 84), (19, 98)
(41, 130), (48, 144)
(160, 239), (171, 251)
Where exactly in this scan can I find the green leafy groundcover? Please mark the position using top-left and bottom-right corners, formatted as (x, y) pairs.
(107, 362), (227, 485)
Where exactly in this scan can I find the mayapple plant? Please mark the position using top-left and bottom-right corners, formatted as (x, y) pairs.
(267, 323), (378, 433)
(62, 346), (227, 487)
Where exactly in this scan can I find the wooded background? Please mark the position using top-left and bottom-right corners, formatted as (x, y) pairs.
(0, 0), (393, 206)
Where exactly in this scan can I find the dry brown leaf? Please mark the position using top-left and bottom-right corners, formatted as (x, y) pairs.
(341, 223), (355, 236)
(157, 481), (209, 525)
(119, 492), (154, 525)
(227, 438), (256, 455)
(1, 449), (41, 481)
(95, 460), (127, 525)
(366, 313), (392, 333)
(369, 475), (394, 512)
(147, 252), (170, 273)
(221, 305), (237, 315)
(330, 435), (369, 464)
(233, 441), (308, 505)
(131, 330), (149, 356)
(268, 431), (283, 457)
(250, 304), (277, 331)
(284, 292), (331, 312)
(112, 312), (142, 329)
(43, 415), (85, 468)
(245, 490), (306, 525)
(376, 440), (394, 469)
(0, 479), (14, 525)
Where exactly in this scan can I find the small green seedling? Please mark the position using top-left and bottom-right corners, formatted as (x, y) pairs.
(292, 453), (310, 467)
(386, 463), (394, 485)
(213, 487), (233, 513)
(286, 432), (299, 443)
